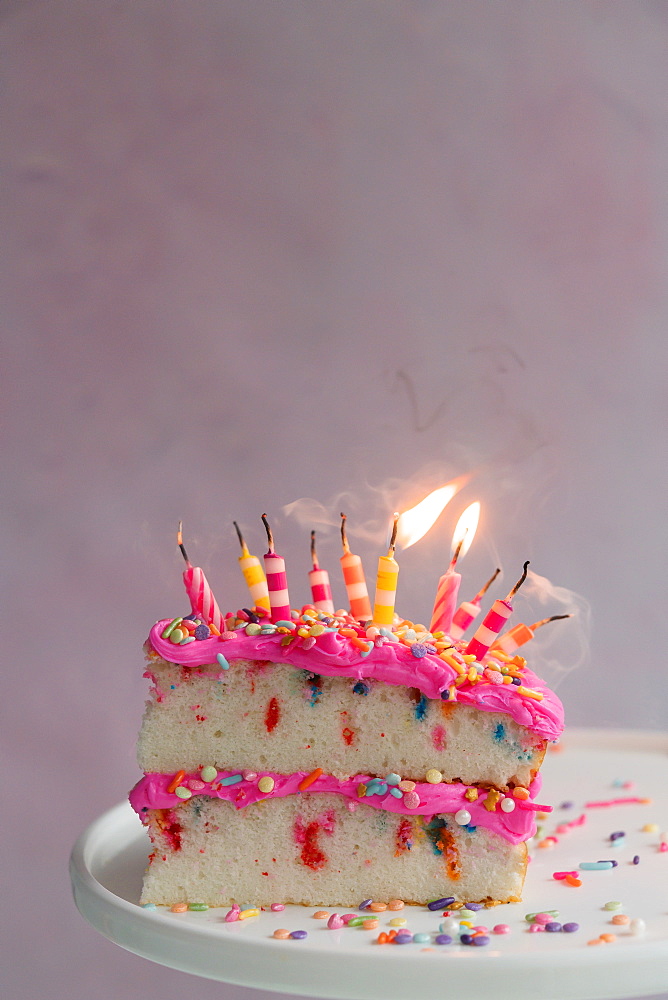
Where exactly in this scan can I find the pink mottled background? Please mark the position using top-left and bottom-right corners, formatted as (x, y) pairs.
(2, 2), (668, 998)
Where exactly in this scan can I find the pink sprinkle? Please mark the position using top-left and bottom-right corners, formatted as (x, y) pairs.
(553, 870), (579, 880)
(659, 843), (668, 853)
(533, 913), (553, 925)
(585, 797), (649, 808)
(243, 771), (258, 781)
(341, 913), (357, 924)
(516, 801), (553, 812)
(220, 631), (237, 641)
(404, 791), (420, 810)
(225, 905), (240, 922)
(327, 913), (344, 929)
(270, 903), (285, 912)
(188, 779), (206, 791)
(493, 924), (511, 934)
(473, 925), (488, 933)
(529, 923), (544, 933)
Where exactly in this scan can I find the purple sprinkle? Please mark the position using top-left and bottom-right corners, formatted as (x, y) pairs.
(359, 899), (372, 910)
(633, 855), (640, 865)
(466, 902), (484, 911)
(194, 624), (210, 640)
(290, 930), (307, 939)
(460, 933), (473, 945)
(562, 922), (579, 933)
(411, 643), (429, 658)
(545, 922), (562, 932)
(472, 935), (490, 946)
(243, 608), (260, 623)
(435, 934), (452, 945)
(511, 677), (522, 685)
(610, 831), (625, 841)
(597, 859), (618, 867)
(560, 801), (574, 809)
(440, 689), (451, 700)
(394, 932), (413, 944)
(428, 897), (455, 910)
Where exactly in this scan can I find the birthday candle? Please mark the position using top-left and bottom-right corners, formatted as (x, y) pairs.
(430, 503), (480, 635)
(309, 530), (335, 614)
(449, 568), (501, 640)
(177, 522), (224, 632)
(233, 521), (270, 611)
(340, 513), (372, 621)
(261, 514), (292, 623)
(492, 614), (572, 654)
(372, 515), (400, 627)
(466, 562), (530, 661)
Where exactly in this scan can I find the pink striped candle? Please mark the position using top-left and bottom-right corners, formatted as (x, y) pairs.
(262, 514), (292, 622)
(466, 562), (530, 661)
(177, 522), (224, 632)
(448, 568), (501, 640)
(429, 503), (480, 635)
(309, 531), (335, 614)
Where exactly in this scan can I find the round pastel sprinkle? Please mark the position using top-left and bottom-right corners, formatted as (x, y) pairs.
(243, 770), (258, 781)
(435, 934), (452, 945)
(194, 623), (210, 640)
(545, 922), (562, 932)
(170, 903), (187, 912)
(612, 914), (629, 925)
(411, 643), (429, 658)
(270, 903), (285, 912)
(630, 918), (646, 935)
(562, 922), (579, 933)
(141, 902), (157, 910)
(289, 930), (308, 940)
(533, 912), (554, 925)
(458, 909), (475, 920)
(440, 918), (460, 934)
(388, 899), (405, 910)
(386, 774), (401, 786)
(258, 776), (275, 794)
(529, 923), (543, 933)
(273, 928), (290, 939)
(403, 791), (420, 809)
(394, 932), (412, 944)
(427, 896), (455, 911)
(174, 786), (192, 799)
(398, 780), (415, 792)
(389, 917), (407, 927)
(368, 902), (387, 912)
(472, 935), (489, 946)
(414, 933), (431, 944)
(313, 910), (329, 919)
(455, 809), (471, 826)
(493, 924), (511, 934)
(604, 901), (622, 911)
(200, 765), (217, 783)
(425, 768), (443, 784)
(500, 797), (516, 813)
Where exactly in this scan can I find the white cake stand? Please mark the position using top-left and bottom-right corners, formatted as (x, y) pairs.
(70, 729), (668, 1000)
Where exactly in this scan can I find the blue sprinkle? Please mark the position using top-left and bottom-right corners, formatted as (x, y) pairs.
(435, 934), (452, 945)
(464, 824), (477, 833)
(414, 695), (428, 721)
(220, 773), (243, 786)
(180, 635), (196, 644)
(141, 902), (157, 910)
(413, 932), (431, 944)
(376, 783), (388, 795)
(610, 831), (625, 840)
(389, 787), (403, 798)
(493, 723), (506, 743)
(194, 624), (210, 640)
(385, 773), (401, 785)
(216, 652), (230, 670)
(560, 801), (574, 809)
(427, 896), (455, 911)
(411, 643), (429, 658)
(580, 861), (614, 870)
(440, 689), (451, 700)
(353, 681), (370, 696)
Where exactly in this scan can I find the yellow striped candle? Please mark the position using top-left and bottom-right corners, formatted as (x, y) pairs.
(233, 522), (270, 610)
(372, 514), (400, 626)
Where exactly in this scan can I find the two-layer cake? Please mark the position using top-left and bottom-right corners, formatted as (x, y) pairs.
(130, 600), (562, 906)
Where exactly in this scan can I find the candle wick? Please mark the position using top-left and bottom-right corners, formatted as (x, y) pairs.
(473, 567), (501, 603)
(387, 513), (399, 558)
(261, 513), (274, 553)
(507, 560), (530, 600)
(340, 513), (350, 554)
(449, 534), (465, 570)
(529, 613), (573, 631)
(176, 520), (191, 567)
(233, 520), (250, 557)
(311, 530), (319, 569)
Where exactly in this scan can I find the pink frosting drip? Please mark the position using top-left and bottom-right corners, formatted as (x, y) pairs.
(147, 620), (564, 740)
(129, 769), (546, 845)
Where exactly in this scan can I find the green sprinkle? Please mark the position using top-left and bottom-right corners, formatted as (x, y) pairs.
(201, 766), (218, 783)
(347, 917), (367, 927)
(245, 623), (262, 636)
(525, 909), (559, 922)
(188, 902), (209, 911)
(161, 617), (183, 639)
(175, 786), (192, 799)
(604, 901), (623, 911)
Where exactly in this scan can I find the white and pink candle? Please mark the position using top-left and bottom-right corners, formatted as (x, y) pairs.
(429, 502), (480, 636)
(177, 522), (224, 632)
(309, 530), (335, 614)
(262, 514), (292, 623)
(466, 561), (530, 661)
(448, 567), (501, 640)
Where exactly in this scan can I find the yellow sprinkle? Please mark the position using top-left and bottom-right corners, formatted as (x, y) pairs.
(448, 685), (457, 701)
(389, 917), (407, 927)
(483, 789), (502, 811)
(464, 788), (479, 802)
(642, 823), (659, 833)
(462, 654), (477, 663)
(425, 768), (443, 784)
(493, 650), (512, 662)
(258, 776), (275, 794)
(440, 652), (465, 674)
(502, 675), (514, 684)
(297, 628), (310, 638)
(512, 655), (527, 668)
(467, 668), (478, 683)
(515, 686), (544, 701)
(238, 908), (260, 920)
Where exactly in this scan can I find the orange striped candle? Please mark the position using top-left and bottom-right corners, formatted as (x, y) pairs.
(340, 514), (372, 621)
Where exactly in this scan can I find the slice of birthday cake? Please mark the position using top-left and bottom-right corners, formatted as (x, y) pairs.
(130, 517), (564, 907)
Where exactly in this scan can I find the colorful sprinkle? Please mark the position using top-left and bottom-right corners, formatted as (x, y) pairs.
(220, 773), (244, 786)
(579, 861), (614, 870)
(434, 934), (452, 945)
(562, 922), (579, 933)
(289, 930), (308, 939)
(428, 897), (455, 911)
(273, 928), (290, 939)
(216, 652), (230, 670)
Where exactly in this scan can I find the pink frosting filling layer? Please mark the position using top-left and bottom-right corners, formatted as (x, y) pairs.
(130, 770), (548, 845)
(147, 620), (564, 740)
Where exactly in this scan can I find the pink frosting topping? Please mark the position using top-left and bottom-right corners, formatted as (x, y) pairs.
(129, 769), (547, 845)
(147, 620), (564, 740)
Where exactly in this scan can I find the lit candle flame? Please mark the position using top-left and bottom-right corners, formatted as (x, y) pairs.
(396, 483), (459, 549)
(450, 502), (480, 561)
